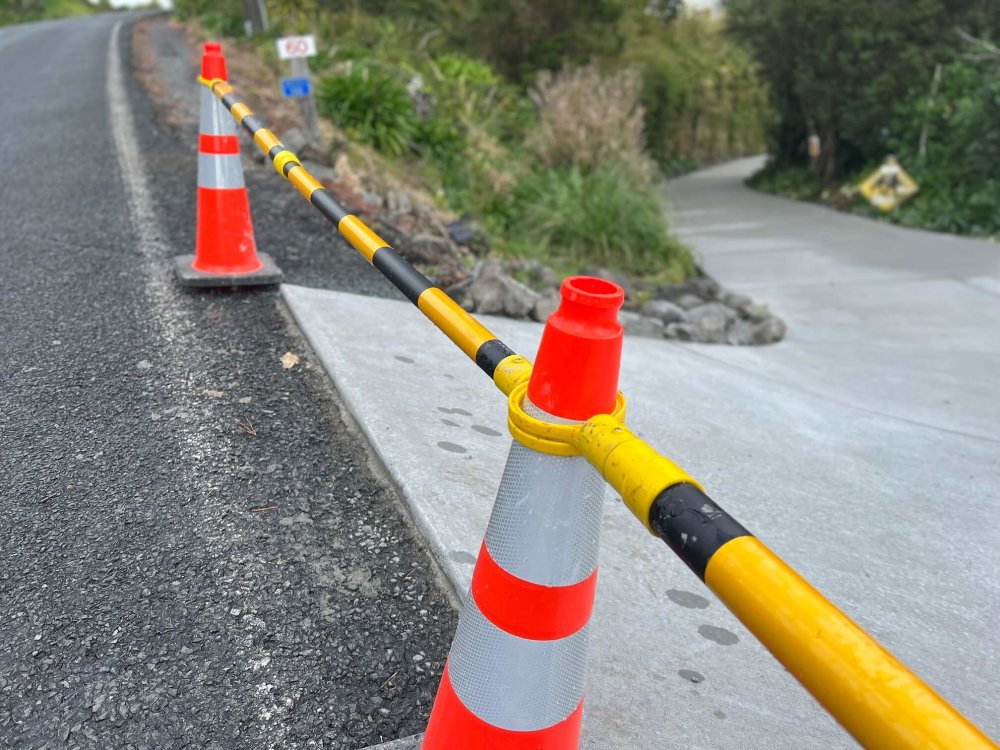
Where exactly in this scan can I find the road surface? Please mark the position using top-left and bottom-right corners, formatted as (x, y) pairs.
(0, 13), (454, 749)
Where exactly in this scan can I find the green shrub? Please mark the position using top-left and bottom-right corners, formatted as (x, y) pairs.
(501, 166), (694, 279)
(747, 164), (822, 201)
(433, 53), (501, 86)
(316, 65), (417, 155)
(881, 58), (1000, 236)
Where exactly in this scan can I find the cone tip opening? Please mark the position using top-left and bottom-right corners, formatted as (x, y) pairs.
(561, 276), (625, 309)
(204, 42), (222, 54)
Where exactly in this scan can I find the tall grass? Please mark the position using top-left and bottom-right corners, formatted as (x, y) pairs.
(529, 64), (652, 183)
(504, 166), (693, 279)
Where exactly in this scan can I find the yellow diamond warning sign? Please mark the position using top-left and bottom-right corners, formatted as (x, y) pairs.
(859, 156), (919, 212)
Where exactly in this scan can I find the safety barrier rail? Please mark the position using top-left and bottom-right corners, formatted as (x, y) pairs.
(198, 73), (997, 749)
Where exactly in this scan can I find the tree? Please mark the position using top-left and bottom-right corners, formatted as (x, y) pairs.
(466, 0), (625, 83)
(725, 0), (974, 184)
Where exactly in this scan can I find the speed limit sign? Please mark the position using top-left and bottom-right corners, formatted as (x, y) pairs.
(276, 35), (317, 60)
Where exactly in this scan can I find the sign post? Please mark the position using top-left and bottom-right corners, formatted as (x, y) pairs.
(276, 35), (319, 148)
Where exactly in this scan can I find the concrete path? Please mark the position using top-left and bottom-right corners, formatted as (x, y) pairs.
(284, 158), (999, 748)
(666, 156), (1000, 441)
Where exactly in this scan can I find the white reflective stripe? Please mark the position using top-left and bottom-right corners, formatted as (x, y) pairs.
(197, 153), (245, 189)
(448, 596), (588, 731)
(483, 399), (605, 587)
(199, 86), (237, 137)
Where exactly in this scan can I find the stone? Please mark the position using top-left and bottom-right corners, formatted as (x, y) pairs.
(362, 191), (384, 209)
(530, 290), (560, 323)
(721, 291), (753, 311)
(469, 261), (539, 319)
(751, 316), (787, 345)
(281, 127), (308, 155)
(675, 293), (705, 310)
(687, 276), (721, 299)
(397, 234), (457, 266)
(386, 190), (413, 215)
(686, 302), (736, 344)
(446, 217), (491, 255)
(664, 322), (695, 341)
(620, 311), (665, 338)
(640, 299), (687, 324)
(725, 319), (755, 346)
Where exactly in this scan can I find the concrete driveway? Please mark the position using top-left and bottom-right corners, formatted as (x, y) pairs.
(286, 159), (1000, 748)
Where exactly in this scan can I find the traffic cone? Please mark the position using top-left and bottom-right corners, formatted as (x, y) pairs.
(173, 42), (281, 287)
(422, 276), (625, 749)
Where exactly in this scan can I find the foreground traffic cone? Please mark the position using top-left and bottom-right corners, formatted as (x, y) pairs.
(422, 276), (625, 749)
(173, 42), (281, 287)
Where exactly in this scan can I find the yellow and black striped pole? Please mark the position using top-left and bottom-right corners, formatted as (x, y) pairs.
(200, 75), (997, 750)
(199, 76), (532, 398)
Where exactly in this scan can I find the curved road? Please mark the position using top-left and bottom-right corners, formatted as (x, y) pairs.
(666, 157), (1000, 442)
(0, 13), (453, 749)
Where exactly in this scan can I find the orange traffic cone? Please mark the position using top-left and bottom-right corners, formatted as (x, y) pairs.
(174, 42), (281, 287)
(421, 276), (625, 749)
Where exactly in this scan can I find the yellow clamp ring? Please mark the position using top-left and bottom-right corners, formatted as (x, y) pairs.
(272, 150), (301, 176)
(506, 381), (627, 457)
(197, 76), (232, 97)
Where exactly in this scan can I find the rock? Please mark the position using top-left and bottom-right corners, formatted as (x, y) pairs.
(675, 293), (705, 310)
(530, 289), (560, 322)
(386, 190), (413, 215)
(620, 311), (665, 338)
(446, 216), (491, 255)
(751, 316), (786, 345)
(725, 319), (755, 346)
(282, 127), (308, 155)
(639, 299), (687, 324)
(664, 322), (695, 341)
(721, 290), (753, 311)
(688, 276), (721, 299)
(658, 276), (721, 302)
(397, 233), (458, 266)
(469, 261), (539, 319)
(361, 190), (384, 208)
(686, 302), (736, 343)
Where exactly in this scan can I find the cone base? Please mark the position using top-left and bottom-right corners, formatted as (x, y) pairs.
(173, 253), (282, 288)
(358, 734), (422, 750)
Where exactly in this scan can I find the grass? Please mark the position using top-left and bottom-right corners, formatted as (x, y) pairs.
(498, 166), (694, 280)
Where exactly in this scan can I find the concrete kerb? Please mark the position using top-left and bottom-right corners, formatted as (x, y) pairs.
(361, 734), (423, 750)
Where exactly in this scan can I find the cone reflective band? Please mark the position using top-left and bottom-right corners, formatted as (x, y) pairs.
(174, 43), (281, 287)
(422, 277), (625, 749)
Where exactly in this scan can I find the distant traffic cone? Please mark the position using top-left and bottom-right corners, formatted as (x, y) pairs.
(173, 42), (281, 287)
(421, 276), (625, 749)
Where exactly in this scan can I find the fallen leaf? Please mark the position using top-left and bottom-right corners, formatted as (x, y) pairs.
(202, 389), (225, 398)
(280, 352), (300, 369)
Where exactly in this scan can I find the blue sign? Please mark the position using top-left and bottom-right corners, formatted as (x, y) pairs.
(281, 76), (312, 98)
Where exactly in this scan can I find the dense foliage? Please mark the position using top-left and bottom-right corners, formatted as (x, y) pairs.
(885, 57), (1000, 235)
(727, 0), (1000, 236)
(0, 0), (100, 25)
(172, 0), (774, 278)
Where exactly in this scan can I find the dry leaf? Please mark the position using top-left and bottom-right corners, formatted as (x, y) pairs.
(280, 352), (300, 369)
(202, 389), (225, 398)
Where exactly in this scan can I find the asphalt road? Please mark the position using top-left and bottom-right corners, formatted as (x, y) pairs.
(0, 13), (455, 749)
